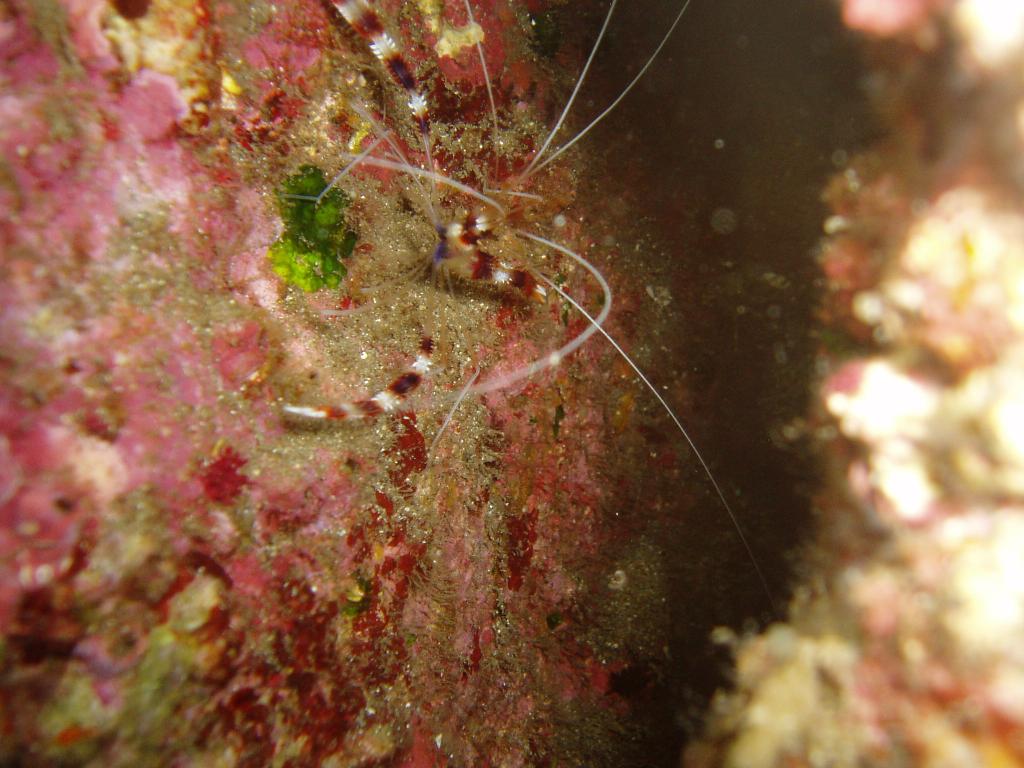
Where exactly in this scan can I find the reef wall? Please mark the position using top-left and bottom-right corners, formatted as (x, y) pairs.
(1, 0), (751, 765)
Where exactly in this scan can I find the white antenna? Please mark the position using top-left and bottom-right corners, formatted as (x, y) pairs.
(519, 0), (620, 179)
(529, 0), (694, 179)
(538, 271), (777, 615)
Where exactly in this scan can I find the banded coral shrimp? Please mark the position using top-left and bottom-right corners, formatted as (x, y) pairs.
(257, 0), (777, 761)
(282, 0), (774, 599)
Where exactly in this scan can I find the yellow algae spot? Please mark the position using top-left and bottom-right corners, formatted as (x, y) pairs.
(348, 123), (372, 153)
(416, 0), (443, 33)
(335, 97), (373, 152)
(372, 541), (386, 564)
(351, 723), (398, 761)
(435, 21), (484, 60)
(169, 574), (222, 633)
(346, 580), (366, 604)
(221, 70), (242, 96)
(611, 391), (636, 433)
(16, 520), (41, 537)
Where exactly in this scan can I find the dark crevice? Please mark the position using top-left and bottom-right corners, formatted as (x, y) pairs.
(579, 0), (877, 762)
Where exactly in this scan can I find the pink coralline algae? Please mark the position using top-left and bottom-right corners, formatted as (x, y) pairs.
(1, 0), (701, 765)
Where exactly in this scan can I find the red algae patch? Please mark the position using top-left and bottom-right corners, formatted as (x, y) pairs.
(199, 447), (249, 504)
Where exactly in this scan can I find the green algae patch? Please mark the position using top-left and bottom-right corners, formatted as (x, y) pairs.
(269, 165), (357, 292)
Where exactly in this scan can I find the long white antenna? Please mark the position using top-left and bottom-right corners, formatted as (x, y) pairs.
(349, 101), (440, 227)
(430, 368), (480, 458)
(462, 0), (500, 178)
(539, 272), (777, 615)
(336, 154), (506, 215)
(281, 138), (384, 204)
(529, 0), (694, 178)
(519, 0), (619, 179)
